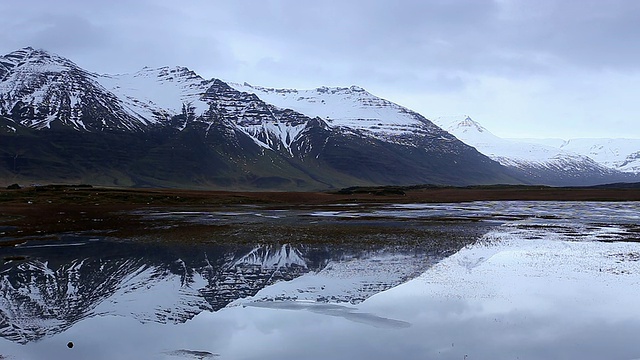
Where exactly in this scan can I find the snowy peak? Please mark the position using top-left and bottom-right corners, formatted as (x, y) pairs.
(0, 48), (147, 131)
(0, 47), (87, 79)
(3, 47), (42, 62)
(1, 47), (48, 66)
(436, 115), (489, 135)
(435, 115), (555, 158)
(0, 47), (36, 76)
(433, 115), (501, 148)
(559, 138), (640, 173)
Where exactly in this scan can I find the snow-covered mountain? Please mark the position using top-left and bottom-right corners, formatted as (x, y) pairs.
(0, 47), (517, 189)
(1, 47), (636, 187)
(513, 138), (640, 174)
(432, 116), (637, 185)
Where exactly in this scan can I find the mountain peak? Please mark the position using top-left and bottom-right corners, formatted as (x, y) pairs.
(0, 47), (145, 131)
(1, 47), (81, 75)
(3, 46), (35, 58)
(1, 47), (36, 71)
(433, 115), (489, 135)
(459, 116), (486, 133)
(127, 65), (205, 82)
(4, 47), (52, 61)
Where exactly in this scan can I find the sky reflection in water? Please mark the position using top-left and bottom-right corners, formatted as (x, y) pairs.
(11, 290), (640, 360)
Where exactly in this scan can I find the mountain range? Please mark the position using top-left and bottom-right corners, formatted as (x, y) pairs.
(1, 47), (637, 189)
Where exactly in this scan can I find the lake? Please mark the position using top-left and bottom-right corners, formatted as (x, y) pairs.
(1, 201), (639, 359)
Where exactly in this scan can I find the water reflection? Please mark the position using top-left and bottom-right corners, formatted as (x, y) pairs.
(0, 238), (449, 344)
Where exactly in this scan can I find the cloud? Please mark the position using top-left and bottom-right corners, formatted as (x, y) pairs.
(16, 14), (109, 53)
(4, 0), (638, 77)
(1, 0), (639, 138)
(497, 0), (640, 71)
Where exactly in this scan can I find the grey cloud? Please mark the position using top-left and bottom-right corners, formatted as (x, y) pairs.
(1, 0), (640, 138)
(0, 0), (240, 74)
(213, 0), (640, 77)
(215, 0), (502, 70)
(497, 0), (640, 71)
(4, 0), (639, 77)
(19, 14), (109, 53)
(5, 0), (640, 76)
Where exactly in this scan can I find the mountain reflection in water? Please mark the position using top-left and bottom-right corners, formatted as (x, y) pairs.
(0, 235), (465, 344)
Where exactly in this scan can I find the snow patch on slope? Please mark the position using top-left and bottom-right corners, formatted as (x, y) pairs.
(239, 120), (308, 154)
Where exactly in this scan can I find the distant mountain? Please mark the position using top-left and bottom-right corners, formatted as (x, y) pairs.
(432, 116), (638, 186)
(513, 138), (640, 174)
(0, 47), (519, 189)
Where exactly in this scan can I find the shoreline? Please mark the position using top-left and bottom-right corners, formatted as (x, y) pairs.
(2, 184), (640, 207)
(1, 185), (639, 245)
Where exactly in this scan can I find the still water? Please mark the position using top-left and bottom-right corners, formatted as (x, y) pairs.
(1, 201), (639, 359)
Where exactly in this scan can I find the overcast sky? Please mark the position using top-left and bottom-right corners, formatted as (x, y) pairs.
(1, 0), (639, 139)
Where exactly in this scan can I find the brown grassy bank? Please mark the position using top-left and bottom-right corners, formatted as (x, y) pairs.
(1, 185), (639, 245)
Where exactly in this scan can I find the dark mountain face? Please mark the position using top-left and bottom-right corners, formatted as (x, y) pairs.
(0, 117), (516, 189)
(1, 47), (594, 189)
